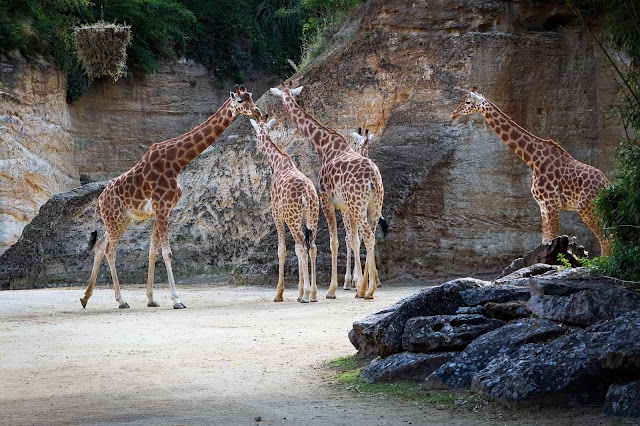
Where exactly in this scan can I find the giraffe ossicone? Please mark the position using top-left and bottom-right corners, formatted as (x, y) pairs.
(250, 115), (319, 303)
(451, 88), (611, 256)
(270, 83), (385, 299)
(80, 85), (262, 309)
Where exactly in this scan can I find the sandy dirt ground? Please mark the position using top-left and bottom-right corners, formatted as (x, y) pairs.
(0, 282), (626, 426)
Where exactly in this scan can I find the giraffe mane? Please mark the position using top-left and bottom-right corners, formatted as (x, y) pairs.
(485, 98), (571, 155)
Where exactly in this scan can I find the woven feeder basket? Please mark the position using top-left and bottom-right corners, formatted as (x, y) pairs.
(74, 21), (132, 81)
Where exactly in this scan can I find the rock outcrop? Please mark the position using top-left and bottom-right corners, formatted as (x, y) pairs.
(0, 0), (626, 288)
(348, 258), (640, 418)
(0, 53), (79, 255)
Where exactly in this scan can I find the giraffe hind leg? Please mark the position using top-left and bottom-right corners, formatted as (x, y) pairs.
(80, 233), (108, 308)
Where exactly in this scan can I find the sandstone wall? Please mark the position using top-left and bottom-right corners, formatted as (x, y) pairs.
(0, 53), (79, 255)
(0, 0), (626, 289)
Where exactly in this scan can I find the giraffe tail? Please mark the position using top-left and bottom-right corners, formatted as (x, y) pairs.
(379, 216), (389, 238)
(87, 203), (99, 252)
(302, 191), (314, 250)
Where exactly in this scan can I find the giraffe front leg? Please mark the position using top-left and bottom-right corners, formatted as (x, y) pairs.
(537, 199), (560, 243)
(104, 243), (129, 309)
(81, 234), (108, 308)
(361, 227), (378, 300)
(146, 224), (161, 307)
(155, 213), (185, 309)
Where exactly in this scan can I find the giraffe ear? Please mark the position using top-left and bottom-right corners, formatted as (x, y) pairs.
(266, 118), (276, 129)
(368, 133), (375, 141)
(290, 86), (303, 96)
(270, 87), (283, 97)
(230, 91), (237, 100)
(249, 119), (259, 131)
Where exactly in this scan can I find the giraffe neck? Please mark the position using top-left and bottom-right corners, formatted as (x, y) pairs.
(282, 95), (352, 162)
(481, 99), (569, 171)
(172, 98), (235, 171)
(258, 131), (294, 174)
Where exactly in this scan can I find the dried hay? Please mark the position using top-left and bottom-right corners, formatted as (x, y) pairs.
(74, 21), (131, 81)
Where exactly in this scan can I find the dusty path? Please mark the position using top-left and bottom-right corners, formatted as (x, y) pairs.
(0, 283), (617, 425)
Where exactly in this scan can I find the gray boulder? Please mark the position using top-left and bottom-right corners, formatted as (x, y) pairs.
(471, 311), (640, 407)
(603, 381), (640, 419)
(402, 314), (505, 352)
(499, 235), (583, 278)
(0, 181), (108, 290)
(527, 270), (640, 326)
(459, 284), (530, 306)
(483, 301), (531, 320)
(349, 278), (490, 357)
(422, 318), (565, 390)
(362, 352), (457, 383)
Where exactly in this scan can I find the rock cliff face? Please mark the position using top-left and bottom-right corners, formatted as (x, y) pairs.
(0, 53), (79, 255)
(0, 0), (626, 289)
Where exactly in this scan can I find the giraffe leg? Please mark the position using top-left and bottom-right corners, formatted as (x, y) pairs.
(309, 238), (318, 302)
(538, 201), (560, 243)
(274, 216), (286, 302)
(361, 226), (378, 300)
(104, 240), (129, 309)
(294, 239), (310, 303)
(348, 215), (364, 298)
(154, 212), (185, 309)
(321, 196), (339, 299)
(146, 223), (161, 307)
(80, 234), (108, 308)
(578, 198), (612, 257)
(341, 209), (353, 290)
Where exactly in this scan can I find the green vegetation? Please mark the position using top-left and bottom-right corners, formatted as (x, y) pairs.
(329, 355), (466, 406)
(567, 0), (640, 282)
(0, 0), (364, 99)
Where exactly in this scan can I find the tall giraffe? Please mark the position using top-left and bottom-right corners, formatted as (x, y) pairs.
(81, 85), (262, 309)
(340, 127), (378, 290)
(451, 88), (611, 256)
(270, 84), (385, 299)
(249, 116), (319, 303)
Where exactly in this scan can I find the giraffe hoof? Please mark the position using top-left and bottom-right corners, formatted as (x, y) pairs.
(326, 293), (336, 300)
(173, 302), (186, 309)
(343, 286), (351, 291)
(355, 293), (364, 299)
(80, 298), (88, 309)
(364, 295), (374, 300)
(274, 297), (283, 302)
(299, 298), (309, 304)
(119, 302), (130, 309)
(147, 301), (160, 307)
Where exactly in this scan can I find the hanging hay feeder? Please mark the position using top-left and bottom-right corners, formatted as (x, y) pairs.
(73, 21), (132, 81)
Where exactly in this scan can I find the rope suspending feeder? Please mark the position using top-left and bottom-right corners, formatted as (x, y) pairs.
(73, 2), (131, 81)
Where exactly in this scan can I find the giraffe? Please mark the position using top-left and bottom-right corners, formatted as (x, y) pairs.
(339, 127), (378, 290)
(352, 127), (374, 158)
(80, 85), (262, 309)
(249, 116), (319, 303)
(270, 83), (386, 299)
(450, 88), (611, 256)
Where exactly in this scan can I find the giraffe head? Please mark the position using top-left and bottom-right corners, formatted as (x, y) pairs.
(249, 115), (276, 136)
(450, 87), (488, 120)
(269, 81), (303, 100)
(352, 127), (374, 153)
(229, 84), (263, 119)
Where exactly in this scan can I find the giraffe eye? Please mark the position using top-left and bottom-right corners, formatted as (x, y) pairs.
(466, 100), (471, 105)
